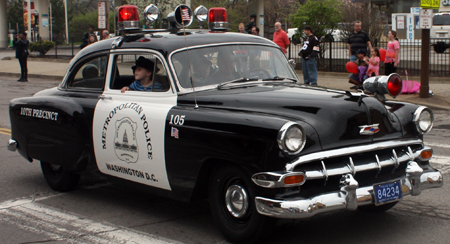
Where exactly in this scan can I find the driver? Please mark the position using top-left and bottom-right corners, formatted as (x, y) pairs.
(214, 51), (239, 82)
(191, 56), (212, 85)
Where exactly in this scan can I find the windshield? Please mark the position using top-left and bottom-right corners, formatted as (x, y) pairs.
(433, 15), (450, 25)
(171, 45), (297, 89)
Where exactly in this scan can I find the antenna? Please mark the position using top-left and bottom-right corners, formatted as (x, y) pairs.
(179, 5), (199, 109)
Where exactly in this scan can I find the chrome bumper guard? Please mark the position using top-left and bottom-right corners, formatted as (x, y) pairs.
(7, 139), (17, 151)
(255, 161), (443, 219)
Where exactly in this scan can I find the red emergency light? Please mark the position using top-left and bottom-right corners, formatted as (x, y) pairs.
(118, 5), (140, 31)
(208, 7), (228, 30)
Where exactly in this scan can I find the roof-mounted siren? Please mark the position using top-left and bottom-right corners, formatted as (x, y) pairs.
(167, 5), (193, 30)
(363, 73), (403, 102)
(144, 4), (160, 28)
(208, 7), (228, 31)
(117, 5), (140, 33)
(194, 5), (208, 28)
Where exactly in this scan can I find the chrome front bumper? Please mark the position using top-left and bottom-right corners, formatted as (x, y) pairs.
(255, 161), (443, 219)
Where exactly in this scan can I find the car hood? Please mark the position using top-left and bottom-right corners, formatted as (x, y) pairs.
(178, 84), (403, 151)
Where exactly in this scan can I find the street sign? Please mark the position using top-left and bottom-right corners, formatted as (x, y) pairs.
(98, 15), (106, 29)
(397, 16), (405, 29)
(98, 2), (106, 16)
(419, 8), (433, 29)
(420, 0), (440, 9)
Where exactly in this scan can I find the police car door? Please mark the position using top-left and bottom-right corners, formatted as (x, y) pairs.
(92, 50), (177, 190)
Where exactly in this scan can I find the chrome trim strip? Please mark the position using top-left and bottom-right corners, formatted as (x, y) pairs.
(375, 154), (381, 174)
(393, 149), (399, 168)
(348, 157), (355, 175)
(285, 139), (423, 171)
(407, 146), (414, 161)
(321, 160), (328, 185)
(7, 139), (17, 151)
(255, 169), (443, 219)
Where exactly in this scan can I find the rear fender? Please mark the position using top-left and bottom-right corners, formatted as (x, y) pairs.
(9, 96), (91, 170)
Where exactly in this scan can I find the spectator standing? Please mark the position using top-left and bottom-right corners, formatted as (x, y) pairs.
(102, 30), (110, 40)
(384, 30), (400, 75)
(251, 26), (261, 36)
(246, 14), (256, 33)
(299, 26), (319, 86)
(14, 32), (29, 82)
(88, 34), (98, 45)
(366, 48), (380, 77)
(273, 22), (290, 54)
(238, 23), (248, 34)
(80, 26), (94, 49)
(348, 20), (372, 62)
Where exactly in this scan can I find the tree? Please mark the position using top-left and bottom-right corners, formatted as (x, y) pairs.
(289, 0), (343, 41)
(340, 0), (385, 45)
(49, 0), (70, 43)
(7, 0), (24, 34)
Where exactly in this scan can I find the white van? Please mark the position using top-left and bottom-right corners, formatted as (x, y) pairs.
(431, 12), (450, 38)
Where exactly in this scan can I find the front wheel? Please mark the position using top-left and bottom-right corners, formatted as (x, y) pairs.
(209, 165), (275, 244)
(41, 161), (81, 192)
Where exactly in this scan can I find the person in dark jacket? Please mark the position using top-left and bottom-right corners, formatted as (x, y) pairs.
(14, 32), (30, 82)
(299, 26), (320, 86)
(80, 26), (94, 49)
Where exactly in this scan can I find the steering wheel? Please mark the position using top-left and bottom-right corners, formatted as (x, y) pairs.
(243, 68), (271, 79)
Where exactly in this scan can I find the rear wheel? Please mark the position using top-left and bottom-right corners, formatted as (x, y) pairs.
(40, 161), (81, 192)
(358, 201), (398, 213)
(209, 165), (275, 244)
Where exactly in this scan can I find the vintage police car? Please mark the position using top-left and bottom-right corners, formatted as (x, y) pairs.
(7, 4), (443, 244)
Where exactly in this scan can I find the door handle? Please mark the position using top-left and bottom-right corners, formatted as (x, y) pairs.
(99, 95), (112, 100)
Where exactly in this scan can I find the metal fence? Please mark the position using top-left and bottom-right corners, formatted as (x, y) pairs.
(288, 38), (450, 77)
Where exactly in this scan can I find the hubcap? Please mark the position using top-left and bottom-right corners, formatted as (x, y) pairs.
(225, 184), (249, 218)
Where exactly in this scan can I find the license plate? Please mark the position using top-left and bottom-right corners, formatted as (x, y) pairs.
(373, 181), (402, 205)
(439, 33), (445, 37)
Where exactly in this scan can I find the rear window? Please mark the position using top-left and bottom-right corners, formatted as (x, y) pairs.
(433, 14), (450, 25)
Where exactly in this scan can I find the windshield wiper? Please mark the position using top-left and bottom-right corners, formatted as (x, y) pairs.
(262, 76), (298, 82)
(217, 77), (260, 89)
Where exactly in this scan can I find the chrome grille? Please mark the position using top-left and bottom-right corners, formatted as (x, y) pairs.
(288, 139), (425, 188)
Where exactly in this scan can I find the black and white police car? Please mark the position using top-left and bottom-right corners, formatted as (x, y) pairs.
(7, 4), (443, 243)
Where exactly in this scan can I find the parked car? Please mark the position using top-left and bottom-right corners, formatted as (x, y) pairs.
(431, 12), (450, 39)
(7, 4), (443, 244)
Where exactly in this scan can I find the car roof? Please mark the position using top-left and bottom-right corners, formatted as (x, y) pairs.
(71, 30), (277, 66)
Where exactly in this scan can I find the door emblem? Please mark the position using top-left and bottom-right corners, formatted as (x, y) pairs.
(359, 124), (380, 135)
(114, 117), (139, 163)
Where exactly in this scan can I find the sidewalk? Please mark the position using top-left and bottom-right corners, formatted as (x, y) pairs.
(1, 54), (449, 110)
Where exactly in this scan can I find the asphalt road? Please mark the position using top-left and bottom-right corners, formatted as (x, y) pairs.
(1, 75), (449, 244)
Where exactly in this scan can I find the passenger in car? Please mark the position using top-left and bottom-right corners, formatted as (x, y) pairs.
(121, 56), (162, 92)
(191, 56), (212, 86)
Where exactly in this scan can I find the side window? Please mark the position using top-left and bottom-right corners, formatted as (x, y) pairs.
(68, 55), (108, 89)
(110, 54), (170, 92)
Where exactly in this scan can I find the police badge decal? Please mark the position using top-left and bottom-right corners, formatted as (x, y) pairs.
(114, 117), (139, 163)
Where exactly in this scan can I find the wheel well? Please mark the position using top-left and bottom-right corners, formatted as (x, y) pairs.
(190, 159), (242, 202)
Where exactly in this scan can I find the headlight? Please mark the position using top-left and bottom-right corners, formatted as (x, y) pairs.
(277, 122), (306, 154)
(413, 106), (434, 134)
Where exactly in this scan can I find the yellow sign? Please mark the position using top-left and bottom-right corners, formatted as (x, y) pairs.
(421, 0), (440, 9)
